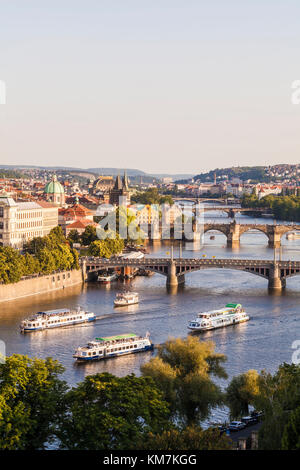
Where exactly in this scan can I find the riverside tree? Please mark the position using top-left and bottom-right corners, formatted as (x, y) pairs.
(257, 363), (300, 450)
(141, 336), (227, 426)
(0, 354), (67, 450)
(59, 373), (170, 450)
(138, 426), (232, 450)
(226, 369), (260, 419)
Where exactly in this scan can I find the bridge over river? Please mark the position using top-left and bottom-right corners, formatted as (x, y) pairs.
(146, 221), (300, 247)
(81, 256), (300, 291)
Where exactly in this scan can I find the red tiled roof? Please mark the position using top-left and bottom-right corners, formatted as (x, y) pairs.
(67, 219), (97, 229)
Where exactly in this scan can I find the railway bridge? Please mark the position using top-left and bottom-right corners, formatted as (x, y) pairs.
(174, 200), (268, 218)
(81, 256), (300, 291)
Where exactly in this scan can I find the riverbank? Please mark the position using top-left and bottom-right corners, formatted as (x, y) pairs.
(0, 269), (84, 303)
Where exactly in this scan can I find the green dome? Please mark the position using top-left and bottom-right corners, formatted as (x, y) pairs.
(44, 175), (64, 194)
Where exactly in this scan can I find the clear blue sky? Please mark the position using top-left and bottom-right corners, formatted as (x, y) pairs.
(0, 1), (299, 174)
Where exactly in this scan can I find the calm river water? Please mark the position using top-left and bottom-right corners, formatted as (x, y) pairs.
(1, 209), (300, 423)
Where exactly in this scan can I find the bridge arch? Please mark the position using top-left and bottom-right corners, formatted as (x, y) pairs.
(203, 225), (229, 238)
(239, 227), (269, 245)
(280, 228), (300, 242)
(175, 264), (269, 280)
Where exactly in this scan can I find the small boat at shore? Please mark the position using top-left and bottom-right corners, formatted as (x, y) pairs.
(20, 308), (95, 332)
(188, 303), (249, 332)
(97, 272), (118, 283)
(114, 291), (139, 307)
(286, 232), (300, 240)
(73, 332), (153, 361)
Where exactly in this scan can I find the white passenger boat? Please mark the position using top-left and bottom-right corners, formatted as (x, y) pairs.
(120, 251), (145, 260)
(20, 308), (96, 332)
(188, 303), (249, 332)
(97, 272), (119, 283)
(114, 292), (139, 307)
(73, 332), (153, 361)
(286, 232), (300, 240)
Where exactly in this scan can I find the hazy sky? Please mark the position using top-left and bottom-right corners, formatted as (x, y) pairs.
(0, 1), (300, 174)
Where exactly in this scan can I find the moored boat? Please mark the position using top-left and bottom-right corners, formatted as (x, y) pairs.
(114, 291), (139, 307)
(188, 303), (249, 332)
(20, 308), (95, 332)
(286, 231), (300, 240)
(73, 332), (153, 361)
(97, 272), (119, 283)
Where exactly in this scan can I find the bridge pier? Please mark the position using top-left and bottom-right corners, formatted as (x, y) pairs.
(167, 261), (185, 287)
(268, 232), (281, 248)
(227, 222), (240, 248)
(268, 263), (283, 290)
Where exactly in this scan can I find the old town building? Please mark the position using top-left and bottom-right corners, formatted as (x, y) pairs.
(0, 195), (58, 248)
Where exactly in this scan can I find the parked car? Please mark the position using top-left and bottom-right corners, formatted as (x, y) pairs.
(241, 415), (258, 426)
(251, 410), (264, 421)
(228, 421), (246, 431)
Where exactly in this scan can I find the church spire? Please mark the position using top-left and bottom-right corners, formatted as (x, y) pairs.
(122, 170), (129, 190)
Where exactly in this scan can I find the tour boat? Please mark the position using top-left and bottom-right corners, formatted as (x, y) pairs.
(114, 291), (139, 307)
(286, 232), (300, 240)
(97, 272), (119, 283)
(188, 303), (249, 332)
(121, 251), (145, 260)
(20, 308), (96, 332)
(73, 332), (153, 361)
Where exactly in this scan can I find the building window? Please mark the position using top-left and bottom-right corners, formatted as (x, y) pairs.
(0, 207), (3, 217)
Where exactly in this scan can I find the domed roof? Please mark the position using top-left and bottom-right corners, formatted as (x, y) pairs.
(44, 175), (65, 194)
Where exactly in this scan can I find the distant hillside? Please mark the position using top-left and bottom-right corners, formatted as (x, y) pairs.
(87, 168), (147, 177)
(176, 166), (271, 184)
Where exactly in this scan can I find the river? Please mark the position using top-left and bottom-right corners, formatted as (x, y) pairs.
(1, 209), (300, 423)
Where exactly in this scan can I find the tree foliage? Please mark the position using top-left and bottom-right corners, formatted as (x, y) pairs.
(138, 426), (232, 450)
(141, 337), (227, 426)
(241, 193), (300, 222)
(256, 363), (300, 450)
(226, 369), (260, 419)
(59, 373), (170, 450)
(0, 354), (67, 450)
(0, 226), (79, 284)
(131, 188), (174, 205)
(87, 237), (124, 258)
(281, 406), (300, 450)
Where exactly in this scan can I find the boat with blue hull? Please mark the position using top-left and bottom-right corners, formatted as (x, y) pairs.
(73, 332), (153, 362)
(20, 308), (96, 332)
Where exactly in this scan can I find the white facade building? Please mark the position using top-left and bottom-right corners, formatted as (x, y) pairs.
(0, 196), (58, 249)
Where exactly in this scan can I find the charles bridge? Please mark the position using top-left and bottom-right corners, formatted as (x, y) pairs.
(81, 256), (300, 291)
(146, 221), (300, 248)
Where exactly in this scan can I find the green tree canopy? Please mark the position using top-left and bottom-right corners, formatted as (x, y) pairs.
(141, 337), (227, 426)
(59, 373), (170, 450)
(0, 354), (67, 450)
(281, 406), (300, 450)
(131, 188), (174, 205)
(226, 369), (260, 419)
(138, 426), (232, 450)
(80, 225), (98, 246)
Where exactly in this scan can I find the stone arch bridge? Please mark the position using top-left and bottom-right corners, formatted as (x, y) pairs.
(81, 256), (300, 291)
(203, 222), (300, 248)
